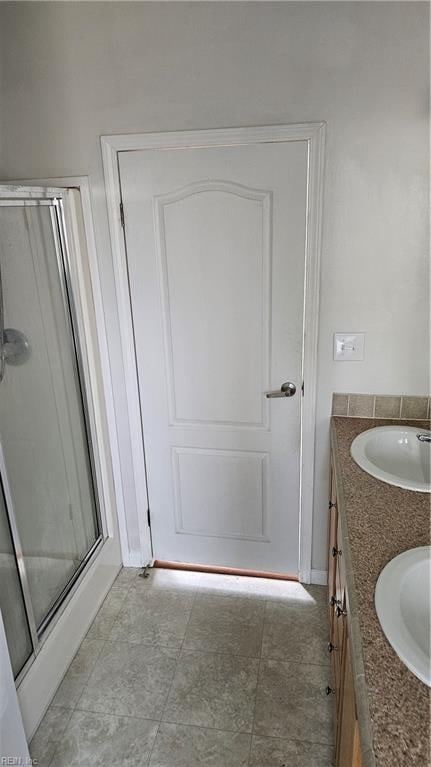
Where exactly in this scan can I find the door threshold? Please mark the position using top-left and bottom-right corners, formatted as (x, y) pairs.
(153, 560), (298, 582)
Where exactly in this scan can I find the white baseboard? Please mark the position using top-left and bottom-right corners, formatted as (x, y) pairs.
(311, 569), (327, 585)
(123, 550), (152, 568)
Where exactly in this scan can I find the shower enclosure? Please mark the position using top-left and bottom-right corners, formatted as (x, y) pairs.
(0, 187), (104, 682)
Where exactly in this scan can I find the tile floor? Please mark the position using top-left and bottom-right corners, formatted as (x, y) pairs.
(30, 567), (334, 766)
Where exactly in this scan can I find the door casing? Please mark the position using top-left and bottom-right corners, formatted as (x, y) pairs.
(102, 123), (326, 583)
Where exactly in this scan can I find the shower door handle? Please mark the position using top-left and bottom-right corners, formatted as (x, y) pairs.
(0, 267), (31, 381)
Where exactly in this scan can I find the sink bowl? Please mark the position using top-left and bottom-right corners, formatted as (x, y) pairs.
(375, 546), (431, 686)
(351, 425), (431, 492)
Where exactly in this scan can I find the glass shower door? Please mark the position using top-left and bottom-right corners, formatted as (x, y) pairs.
(0, 472), (33, 677)
(0, 196), (102, 652)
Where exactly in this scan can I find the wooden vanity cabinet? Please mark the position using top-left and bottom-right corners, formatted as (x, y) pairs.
(328, 466), (363, 767)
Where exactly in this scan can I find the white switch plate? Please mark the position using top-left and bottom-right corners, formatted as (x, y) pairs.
(333, 333), (365, 361)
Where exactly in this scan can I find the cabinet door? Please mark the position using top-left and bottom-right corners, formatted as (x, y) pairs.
(335, 515), (347, 627)
(337, 631), (361, 767)
(327, 466), (338, 630)
(327, 466), (343, 727)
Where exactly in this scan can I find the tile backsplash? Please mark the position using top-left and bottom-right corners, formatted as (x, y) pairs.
(332, 393), (430, 419)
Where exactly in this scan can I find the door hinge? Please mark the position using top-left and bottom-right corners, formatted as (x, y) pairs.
(119, 201), (125, 229)
(146, 507), (151, 528)
(301, 380), (304, 396)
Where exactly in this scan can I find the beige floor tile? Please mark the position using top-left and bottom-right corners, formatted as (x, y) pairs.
(29, 706), (72, 767)
(86, 589), (128, 640)
(77, 641), (179, 719)
(112, 567), (141, 588)
(110, 587), (194, 648)
(149, 723), (251, 767)
(52, 710), (158, 766)
(51, 638), (105, 709)
(254, 660), (333, 744)
(163, 650), (259, 732)
(41, 569), (337, 766)
(262, 590), (329, 665)
(183, 594), (264, 656)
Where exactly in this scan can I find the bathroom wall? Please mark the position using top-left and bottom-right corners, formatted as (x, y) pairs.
(0, 2), (428, 572)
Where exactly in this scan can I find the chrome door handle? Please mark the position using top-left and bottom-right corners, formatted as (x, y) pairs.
(265, 381), (296, 398)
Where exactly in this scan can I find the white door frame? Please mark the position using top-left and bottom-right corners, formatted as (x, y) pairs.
(102, 123), (326, 583)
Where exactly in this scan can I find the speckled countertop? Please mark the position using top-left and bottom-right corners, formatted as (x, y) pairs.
(330, 417), (431, 767)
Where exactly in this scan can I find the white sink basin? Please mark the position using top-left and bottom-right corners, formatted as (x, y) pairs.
(351, 425), (431, 492)
(375, 547), (431, 687)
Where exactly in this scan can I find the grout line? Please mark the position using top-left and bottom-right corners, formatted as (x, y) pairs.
(179, 645), (262, 661)
(148, 720), (250, 734)
(258, 655), (331, 668)
(159, 716), (253, 736)
(47, 743), (59, 767)
(72, 636), (109, 712)
(179, 580), (199, 653)
(38, 706), (74, 767)
(146, 721), (162, 767)
(155, 580), (199, 729)
(56, 687), (336, 751)
(249, 731), (336, 748)
(70, 631), (264, 661)
(72, 703), (162, 723)
(196, 591), (268, 602)
(247, 605), (266, 764)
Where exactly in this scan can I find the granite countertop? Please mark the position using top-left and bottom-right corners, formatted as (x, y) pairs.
(330, 417), (431, 767)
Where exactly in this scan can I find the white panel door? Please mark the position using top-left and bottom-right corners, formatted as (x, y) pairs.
(119, 139), (308, 574)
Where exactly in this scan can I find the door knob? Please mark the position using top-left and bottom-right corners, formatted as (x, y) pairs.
(265, 381), (296, 399)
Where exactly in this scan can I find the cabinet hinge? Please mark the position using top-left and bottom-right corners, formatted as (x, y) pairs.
(119, 201), (125, 229)
(147, 507), (151, 528)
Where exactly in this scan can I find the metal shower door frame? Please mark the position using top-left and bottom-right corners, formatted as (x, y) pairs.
(0, 187), (105, 680)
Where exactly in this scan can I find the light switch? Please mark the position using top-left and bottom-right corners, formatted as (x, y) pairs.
(333, 333), (365, 361)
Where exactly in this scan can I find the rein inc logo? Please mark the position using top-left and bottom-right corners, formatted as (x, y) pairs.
(1, 760), (37, 765)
